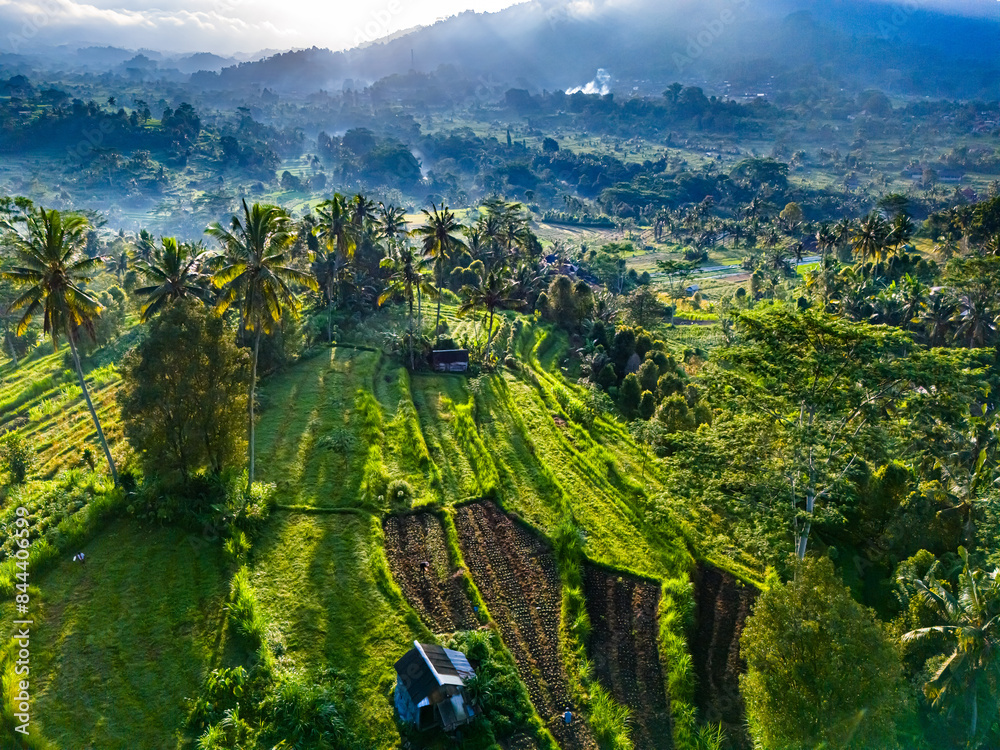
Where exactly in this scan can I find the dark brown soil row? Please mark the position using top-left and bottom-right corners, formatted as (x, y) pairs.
(691, 564), (759, 750)
(382, 512), (479, 633)
(455, 501), (597, 750)
(582, 563), (673, 750)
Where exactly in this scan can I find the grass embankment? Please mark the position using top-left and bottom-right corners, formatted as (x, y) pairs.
(254, 347), (379, 508)
(1, 518), (229, 750)
(245, 511), (429, 746)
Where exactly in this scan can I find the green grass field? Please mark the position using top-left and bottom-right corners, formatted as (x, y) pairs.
(1, 518), (229, 750)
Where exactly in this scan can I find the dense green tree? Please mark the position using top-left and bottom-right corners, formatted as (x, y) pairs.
(716, 306), (979, 559)
(1, 207), (118, 485)
(619, 372), (642, 417)
(900, 548), (1000, 745)
(208, 200), (317, 490)
(638, 390), (656, 420)
(0, 431), (31, 485)
(118, 301), (249, 482)
(741, 557), (906, 750)
(637, 358), (659, 394)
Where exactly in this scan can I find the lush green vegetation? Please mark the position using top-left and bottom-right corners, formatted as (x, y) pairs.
(1, 31), (999, 748)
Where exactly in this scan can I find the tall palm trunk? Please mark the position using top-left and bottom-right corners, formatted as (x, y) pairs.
(434, 260), (443, 342)
(3, 321), (17, 368)
(407, 291), (415, 370)
(485, 307), (497, 352)
(69, 333), (118, 486)
(248, 326), (262, 492)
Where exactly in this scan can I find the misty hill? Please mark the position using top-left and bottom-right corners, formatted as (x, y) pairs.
(192, 0), (1000, 98)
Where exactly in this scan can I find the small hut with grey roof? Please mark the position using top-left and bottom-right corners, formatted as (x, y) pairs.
(394, 641), (477, 732)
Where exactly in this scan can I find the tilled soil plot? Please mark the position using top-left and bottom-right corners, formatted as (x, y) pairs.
(382, 513), (479, 632)
(455, 501), (597, 750)
(582, 563), (673, 750)
(692, 564), (759, 750)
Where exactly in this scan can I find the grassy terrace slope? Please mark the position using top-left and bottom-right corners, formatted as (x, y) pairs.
(0, 346), (123, 478)
(1, 310), (761, 749)
(246, 511), (428, 746)
(0, 519), (229, 750)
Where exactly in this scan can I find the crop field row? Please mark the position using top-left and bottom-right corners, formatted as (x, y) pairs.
(692, 564), (760, 750)
(0, 346), (124, 478)
(454, 501), (598, 750)
(583, 562), (673, 750)
(382, 512), (478, 632)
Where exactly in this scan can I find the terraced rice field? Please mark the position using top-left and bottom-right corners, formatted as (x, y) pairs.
(382, 512), (478, 633)
(454, 501), (597, 750)
(0, 347), (123, 477)
(692, 564), (759, 750)
(582, 563), (673, 750)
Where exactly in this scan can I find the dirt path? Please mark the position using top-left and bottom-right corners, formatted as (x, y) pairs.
(583, 563), (673, 749)
(692, 564), (759, 750)
(455, 501), (597, 750)
(382, 513), (478, 633)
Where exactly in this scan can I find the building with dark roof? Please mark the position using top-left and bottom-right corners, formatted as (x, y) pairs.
(394, 641), (477, 732)
(431, 349), (470, 373)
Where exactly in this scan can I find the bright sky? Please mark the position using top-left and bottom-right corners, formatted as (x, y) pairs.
(0, 0), (993, 57)
(0, 0), (525, 55)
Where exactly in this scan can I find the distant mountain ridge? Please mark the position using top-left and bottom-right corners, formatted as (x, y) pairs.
(187, 0), (999, 98)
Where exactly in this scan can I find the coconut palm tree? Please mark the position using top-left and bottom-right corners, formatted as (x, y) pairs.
(378, 244), (436, 369)
(108, 248), (130, 282)
(901, 547), (1000, 743)
(377, 203), (408, 245)
(208, 200), (317, 490)
(852, 212), (891, 273)
(313, 194), (358, 342)
(1, 207), (118, 484)
(920, 291), (956, 346)
(458, 267), (523, 356)
(413, 203), (467, 342)
(133, 237), (213, 321)
(952, 291), (997, 348)
(896, 274), (929, 331)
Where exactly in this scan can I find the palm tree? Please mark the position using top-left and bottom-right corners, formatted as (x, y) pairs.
(1, 207), (118, 484)
(920, 291), (956, 346)
(952, 291), (997, 348)
(208, 200), (317, 490)
(133, 237), (213, 321)
(896, 274), (929, 330)
(458, 267), (523, 356)
(851, 212), (890, 273)
(108, 248), (130, 282)
(378, 244), (436, 369)
(413, 203), (467, 342)
(134, 228), (157, 262)
(901, 547), (1000, 743)
(377, 203), (407, 245)
(313, 194), (358, 342)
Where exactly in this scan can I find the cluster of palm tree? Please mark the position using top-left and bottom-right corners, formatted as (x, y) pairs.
(800, 211), (1000, 349)
(0, 194), (549, 487)
(0, 201), (316, 490)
